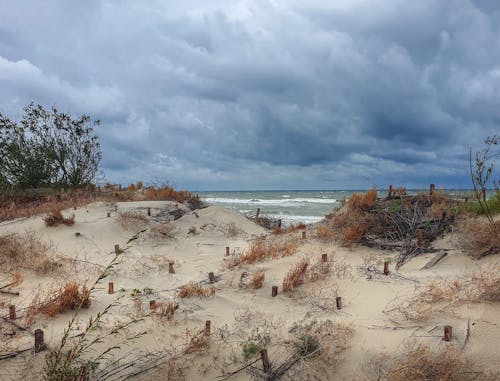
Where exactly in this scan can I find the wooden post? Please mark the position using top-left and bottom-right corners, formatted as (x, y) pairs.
(149, 300), (156, 310)
(225, 246), (230, 257)
(108, 282), (114, 294)
(9, 305), (16, 320)
(271, 286), (278, 297)
(336, 297), (342, 310)
(277, 219), (282, 228)
(464, 197), (468, 204)
(208, 272), (215, 283)
(321, 253), (328, 263)
(301, 231), (306, 239)
(204, 320), (211, 336)
(147, 207), (151, 216)
(114, 244), (120, 254)
(34, 329), (45, 353)
(388, 185), (393, 198)
(107, 212), (110, 218)
(168, 262), (175, 274)
(256, 208), (260, 218)
(260, 349), (271, 373)
(429, 184), (435, 196)
(383, 261), (390, 275)
(482, 188), (486, 201)
(417, 229), (423, 246)
(443, 325), (452, 341)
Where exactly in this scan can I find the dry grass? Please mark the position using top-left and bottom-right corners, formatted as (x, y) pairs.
(454, 218), (500, 258)
(117, 210), (149, 230)
(183, 329), (210, 354)
(225, 235), (299, 268)
(0, 189), (100, 222)
(223, 222), (243, 237)
(348, 188), (377, 211)
(0, 231), (57, 274)
(283, 259), (310, 292)
(148, 222), (177, 240)
(176, 282), (216, 299)
(249, 271), (265, 289)
(272, 223), (307, 235)
(386, 264), (500, 321)
(27, 282), (91, 322)
(342, 224), (363, 246)
(152, 301), (179, 320)
(315, 224), (337, 241)
(43, 208), (75, 227)
(370, 341), (500, 381)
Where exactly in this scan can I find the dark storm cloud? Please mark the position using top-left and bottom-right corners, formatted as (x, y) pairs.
(0, 0), (499, 189)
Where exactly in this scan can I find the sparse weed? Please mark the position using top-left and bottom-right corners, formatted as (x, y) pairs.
(117, 210), (149, 230)
(44, 208), (75, 227)
(176, 282), (215, 299)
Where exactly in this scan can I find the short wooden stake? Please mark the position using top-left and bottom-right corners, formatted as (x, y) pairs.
(482, 188), (486, 201)
(388, 184), (393, 197)
(114, 244), (120, 254)
(464, 197), (468, 204)
(108, 282), (114, 294)
(260, 349), (271, 373)
(336, 297), (342, 310)
(383, 261), (390, 275)
(209, 272), (215, 283)
(302, 231), (306, 239)
(149, 300), (156, 310)
(147, 207), (151, 216)
(107, 212), (110, 218)
(321, 253), (328, 262)
(256, 208), (260, 218)
(429, 183), (435, 196)
(34, 329), (45, 353)
(9, 305), (16, 320)
(443, 325), (452, 341)
(204, 320), (211, 336)
(169, 262), (175, 274)
(271, 286), (278, 297)
(417, 229), (423, 246)
(277, 219), (282, 228)
(225, 246), (230, 257)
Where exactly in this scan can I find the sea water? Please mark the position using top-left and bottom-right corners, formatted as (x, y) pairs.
(199, 190), (359, 226)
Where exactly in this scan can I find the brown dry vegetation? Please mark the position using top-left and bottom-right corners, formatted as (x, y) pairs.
(370, 341), (500, 381)
(44, 208), (75, 227)
(283, 256), (336, 293)
(152, 301), (179, 320)
(249, 270), (265, 289)
(272, 223), (306, 235)
(386, 264), (500, 321)
(454, 218), (500, 258)
(282, 259), (310, 292)
(117, 210), (149, 230)
(176, 282), (216, 299)
(0, 231), (57, 274)
(148, 222), (177, 240)
(225, 235), (299, 268)
(27, 282), (91, 322)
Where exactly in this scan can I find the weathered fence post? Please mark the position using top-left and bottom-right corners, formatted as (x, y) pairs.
(149, 300), (156, 310)
(429, 184), (435, 196)
(169, 262), (175, 274)
(302, 231), (306, 239)
(225, 246), (230, 257)
(443, 325), (452, 341)
(321, 253), (328, 262)
(108, 282), (114, 294)
(147, 207), (151, 216)
(8, 305), (15, 320)
(204, 320), (211, 336)
(209, 272), (215, 283)
(388, 185), (393, 198)
(34, 329), (45, 353)
(417, 229), (423, 246)
(107, 212), (110, 218)
(271, 286), (278, 297)
(260, 349), (271, 373)
(383, 261), (390, 275)
(114, 244), (120, 254)
(336, 297), (343, 310)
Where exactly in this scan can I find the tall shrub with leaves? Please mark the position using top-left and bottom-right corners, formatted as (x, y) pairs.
(470, 135), (498, 224)
(0, 103), (101, 189)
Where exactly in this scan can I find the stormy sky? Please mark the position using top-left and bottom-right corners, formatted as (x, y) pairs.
(0, 0), (499, 190)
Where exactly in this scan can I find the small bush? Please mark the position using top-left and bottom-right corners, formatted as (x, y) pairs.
(117, 210), (149, 230)
(176, 282), (215, 299)
(282, 259), (309, 292)
(152, 301), (179, 320)
(315, 224), (336, 241)
(348, 188), (377, 212)
(148, 222), (177, 240)
(454, 218), (500, 258)
(44, 208), (75, 227)
(223, 222), (243, 237)
(342, 224), (363, 245)
(371, 341), (500, 381)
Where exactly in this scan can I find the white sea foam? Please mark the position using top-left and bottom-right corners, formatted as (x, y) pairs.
(203, 197), (338, 206)
(266, 214), (324, 226)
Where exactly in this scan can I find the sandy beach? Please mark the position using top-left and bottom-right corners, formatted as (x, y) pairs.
(1, 198), (499, 380)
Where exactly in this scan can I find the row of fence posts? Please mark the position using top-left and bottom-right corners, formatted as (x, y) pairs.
(388, 183), (486, 201)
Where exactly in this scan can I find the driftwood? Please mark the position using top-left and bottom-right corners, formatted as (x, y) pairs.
(0, 348), (31, 361)
(420, 251), (448, 270)
(0, 289), (19, 296)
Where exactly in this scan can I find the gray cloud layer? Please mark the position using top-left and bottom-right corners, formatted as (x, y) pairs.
(1, 0), (499, 189)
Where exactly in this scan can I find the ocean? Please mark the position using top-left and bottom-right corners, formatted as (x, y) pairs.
(199, 189), (476, 226)
(198, 190), (361, 226)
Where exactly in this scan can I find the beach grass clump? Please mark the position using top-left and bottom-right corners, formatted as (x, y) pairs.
(282, 255), (335, 293)
(176, 282), (215, 299)
(117, 210), (149, 230)
(226, 235), (299, 268)
(370, 341), (500, 381)
(44, 208), (75, 227)
(454, 218), (500, 258)
(27, 282), (91, 322)
(152, 301), (179, 320)
(348, 187), (377, 211)
(0, 231), (56, 273)
(148, 222), (177, 240)
(272, 222), (307, 235)
(249, 271), (265, 289)
(282, 259), (309, 292)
